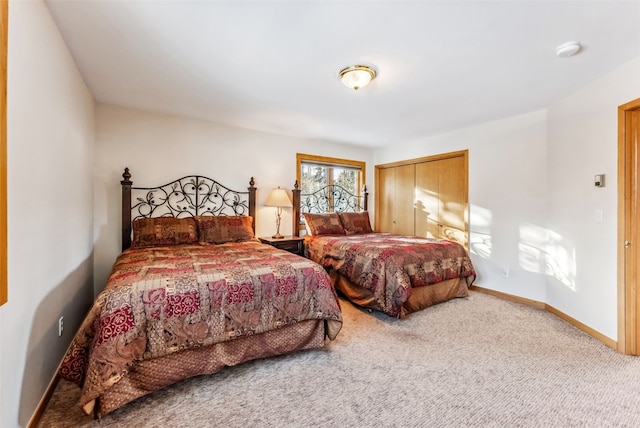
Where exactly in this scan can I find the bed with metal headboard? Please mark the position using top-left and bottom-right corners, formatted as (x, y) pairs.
(292, 181), (368, 236)
(292, 182), (475, 318)
(58, 168), (342, 418)
(120, 167), (257, 250)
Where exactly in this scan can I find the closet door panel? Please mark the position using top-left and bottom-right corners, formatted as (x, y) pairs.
(394, 164), (415, 236)
(378, 167), (396, 232)
(415, 161), (440, 239)
(438, 155), (468, 245)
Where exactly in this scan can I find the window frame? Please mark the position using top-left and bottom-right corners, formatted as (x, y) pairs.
(296, 153), (366, 226)
(296, 153), (366, 201)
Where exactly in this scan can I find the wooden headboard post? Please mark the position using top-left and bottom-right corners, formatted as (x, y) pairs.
(121, 167), (133, 251)
(292, 180), (301, 236)
(248, 177), (256, 232)
(362, 184), (369, 211)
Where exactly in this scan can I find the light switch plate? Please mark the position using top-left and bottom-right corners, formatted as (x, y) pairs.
(595, 209), (603, 223)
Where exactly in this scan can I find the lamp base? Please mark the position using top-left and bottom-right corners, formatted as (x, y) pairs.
(272, 233), (285, 239)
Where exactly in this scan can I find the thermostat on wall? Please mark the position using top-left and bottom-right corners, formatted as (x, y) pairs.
(594, 174), (605, 187)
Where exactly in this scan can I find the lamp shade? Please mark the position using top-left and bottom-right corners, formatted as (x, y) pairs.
(265, 187), (292, 208)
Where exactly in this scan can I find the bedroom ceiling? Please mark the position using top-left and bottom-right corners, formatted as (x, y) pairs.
(45, 0), (640, 148)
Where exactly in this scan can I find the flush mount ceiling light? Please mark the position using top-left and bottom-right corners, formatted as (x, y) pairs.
(556, 41), (581, 58)
(339, 65), (376, 90)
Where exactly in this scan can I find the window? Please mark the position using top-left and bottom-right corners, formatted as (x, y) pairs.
(296, 153), (366, 210)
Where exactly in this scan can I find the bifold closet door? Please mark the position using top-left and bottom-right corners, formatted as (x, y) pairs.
(415, 155), (467, 246)
(378, 164), (415, 235)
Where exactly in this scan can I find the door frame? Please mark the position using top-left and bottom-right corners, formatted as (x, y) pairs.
(0, 0), (7, 306)
(618, 98), (640, 354)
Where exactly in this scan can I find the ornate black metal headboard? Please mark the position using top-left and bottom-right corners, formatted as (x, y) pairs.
(292, 181), (368, 236)
(120, 168), (257, 250)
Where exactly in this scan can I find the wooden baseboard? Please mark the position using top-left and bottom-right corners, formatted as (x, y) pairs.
(28, 322), (83, 426)
(470, 285), (545, 309)
(544, 304), (617, 350)
(27, 373), (60, 428)
(470, 285), (618, 351)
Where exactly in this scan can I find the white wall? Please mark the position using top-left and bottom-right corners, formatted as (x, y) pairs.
(546, 56), (640, 339)
(374, 55), (640, 342)
(374, 110), (549, 303)
(94, 104), (373, 294)
(0, 1), (95, 427)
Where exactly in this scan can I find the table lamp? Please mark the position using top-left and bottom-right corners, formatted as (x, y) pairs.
(264, 187), (293, 239)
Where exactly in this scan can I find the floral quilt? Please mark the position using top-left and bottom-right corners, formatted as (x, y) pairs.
(59, 241), (342, 411)
(305, 233), (476, 317)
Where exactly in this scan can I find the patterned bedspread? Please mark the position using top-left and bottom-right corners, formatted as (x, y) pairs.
(59, 241), (342, 411)
(305, 233), (476, 317)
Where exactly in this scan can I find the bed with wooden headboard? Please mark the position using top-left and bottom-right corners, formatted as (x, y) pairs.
(292, 182), (475, 318)
(58, 169), (342, 418)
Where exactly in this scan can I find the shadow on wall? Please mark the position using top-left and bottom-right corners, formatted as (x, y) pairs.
(19, 255), (94, 426)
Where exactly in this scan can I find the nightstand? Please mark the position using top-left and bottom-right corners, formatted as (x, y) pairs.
(259, 236), (305, 256)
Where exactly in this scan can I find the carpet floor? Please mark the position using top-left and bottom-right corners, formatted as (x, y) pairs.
(38, 291), (640, 427)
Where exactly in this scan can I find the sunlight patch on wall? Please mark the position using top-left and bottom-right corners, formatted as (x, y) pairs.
(519, 223), (576, 290)
(469, 204), (492, 259)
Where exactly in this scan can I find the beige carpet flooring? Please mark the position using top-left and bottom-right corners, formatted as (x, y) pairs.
(38, 291), (640, 427)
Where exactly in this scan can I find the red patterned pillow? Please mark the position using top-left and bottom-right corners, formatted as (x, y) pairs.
(303, 212), (346, 236)
(131, 217), (198, 248)
(195, 215), (257, 244)
(338, 211), (373, 235)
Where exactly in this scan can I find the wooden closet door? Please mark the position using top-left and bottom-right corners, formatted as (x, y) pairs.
(377, 164), (415, 235)
(415, 154), (468, 246)
(377, 167), (396, 232)
(436, 155), (468, 245)
(394, 164), (415, 235)
(415, 160), (440, 239)
(376, 150), (468, 243)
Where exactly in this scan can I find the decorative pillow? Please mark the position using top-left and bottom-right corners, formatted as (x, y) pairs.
(131, 217), (198, 248)
(338, 211), (373, 235)
(302, 212), (346, 236)
(195, 215), (257, 244)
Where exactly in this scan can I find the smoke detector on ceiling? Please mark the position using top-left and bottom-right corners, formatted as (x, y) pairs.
(556, 41), (581, 58)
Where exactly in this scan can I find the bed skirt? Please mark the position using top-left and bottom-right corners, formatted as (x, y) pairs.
(331, 272), (470, 318)
(91, 319), (326, 417)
